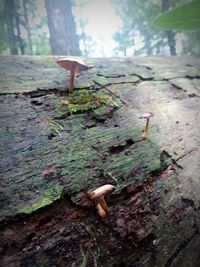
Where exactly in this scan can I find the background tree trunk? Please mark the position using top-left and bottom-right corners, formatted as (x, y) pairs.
(44, 0), (80, 55)
(15, 1), (25, 55)
(79, 18), (88, 56)
(162, 0), (177, 56)
(4, 0), (18, 54)
(22, 0), (33, 55)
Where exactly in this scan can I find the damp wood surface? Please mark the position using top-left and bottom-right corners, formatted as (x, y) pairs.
(0, 55), (200, 267)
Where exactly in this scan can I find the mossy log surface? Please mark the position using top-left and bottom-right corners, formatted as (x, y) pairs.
(0, 55), (200, 267)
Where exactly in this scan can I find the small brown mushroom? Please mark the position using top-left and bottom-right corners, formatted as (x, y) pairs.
(139, 112), (154, 140)
(56, 58), (89, 93)
(88, 184), (116, 219)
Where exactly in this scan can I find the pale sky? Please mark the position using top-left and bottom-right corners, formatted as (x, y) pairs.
(73, 0), (123, 57)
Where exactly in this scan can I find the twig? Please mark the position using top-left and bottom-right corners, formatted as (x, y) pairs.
(93, 80), (128, 106)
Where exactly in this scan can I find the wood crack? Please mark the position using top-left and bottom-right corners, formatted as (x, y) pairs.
(165, 229), (199, 267)
(175, 147), (199, 162)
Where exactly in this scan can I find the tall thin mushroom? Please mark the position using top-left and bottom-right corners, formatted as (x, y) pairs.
(56, 58), (89, 93)
(140, 112), (154, 140)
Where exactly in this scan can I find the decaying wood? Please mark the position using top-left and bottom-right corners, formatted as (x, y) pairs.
(0, 56), (200, 267)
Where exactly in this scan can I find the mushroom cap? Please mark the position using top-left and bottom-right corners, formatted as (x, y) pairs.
(89, 184), (116, 200)
(139, 112), (154, 119)
(56, 58), (89, 72)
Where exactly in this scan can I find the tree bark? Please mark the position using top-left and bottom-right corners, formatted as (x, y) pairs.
(161, 0), (177, 56)
(44, 0), (80, 55)
(4, 0), (18, 54)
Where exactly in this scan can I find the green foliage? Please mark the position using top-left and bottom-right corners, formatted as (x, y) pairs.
(153, 0), (200, 30)
(57, 90), (119, 115)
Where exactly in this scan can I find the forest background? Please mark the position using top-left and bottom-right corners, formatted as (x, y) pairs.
(0, 0), (199, 58)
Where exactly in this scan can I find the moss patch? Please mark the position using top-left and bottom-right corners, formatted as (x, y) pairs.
(104, 141), (167, 187)
(20, 184), (64, 214)
(59, 138), (102, 194)
(57, 90), (119, 115)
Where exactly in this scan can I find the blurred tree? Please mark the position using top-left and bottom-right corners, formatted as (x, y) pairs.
(14, 0), (25, 55)
(79, 18), (88, 56)
(99, 37), (106, 57)
(21, 0), (33, 54)
(34, 33), (52, 55)
(4, 0), (18, 54)
(112, 0), (175, 56)
(2, 0), (36, 55)
(44, 0), (80, 55)
(113, 28), (134, 56)
(78, 18), (95, 56)
(161, 0), (176, 55)
(181, 32), (200, 56)
(0, 1), (7, 53)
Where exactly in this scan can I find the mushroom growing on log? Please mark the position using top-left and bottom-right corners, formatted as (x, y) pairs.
(56, 58), (89, 93)
(88, 184), (116, 219)
(140, 112), (154, 140)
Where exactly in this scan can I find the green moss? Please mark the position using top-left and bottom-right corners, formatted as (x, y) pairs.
(105, 155), (140, 179)
(86, 126), (141, 150)
(105, 141), (163, 185)
(45, 117), (63, 136)
(93, 106), (110, 117)
(87, 127), (119, 146)
(59, 139), (102, 194)
(20, 184), (63, 214)
(125, 76), (139, 83)
(20, 197), (53, 214)
(146, 159), (161, 173)
(44, 185), (64, 200)
(95, 76), (108, 85)
(78, 83), (92, 89)
(57, 90), (118, 115)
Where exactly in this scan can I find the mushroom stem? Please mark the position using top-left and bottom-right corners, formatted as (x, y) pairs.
(97, 203), (108, 219)
(141, 118), (149, 139)
(96, 196), (109, 218)
(69, 68), (75, 93)
(88, 184), (115, 219)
